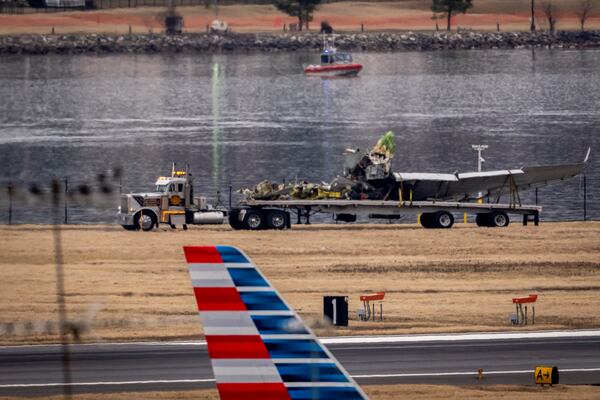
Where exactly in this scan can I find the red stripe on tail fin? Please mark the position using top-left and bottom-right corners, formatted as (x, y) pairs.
(193, 287), (246, 311)
(206, 335), (270, 359)
(217, 383), (291, 400)
(184, 246), (223, 264)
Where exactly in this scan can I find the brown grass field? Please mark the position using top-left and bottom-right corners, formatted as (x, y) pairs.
(1, 0), (600, 35)
(1, 384), (600, 400)
(0, 221), (599, 345)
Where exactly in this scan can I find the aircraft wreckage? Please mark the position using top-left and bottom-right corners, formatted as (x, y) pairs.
(241, 131), (588, 204)
(231, 131), (589, 230)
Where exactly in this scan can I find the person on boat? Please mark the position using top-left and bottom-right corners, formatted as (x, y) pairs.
(320, 21), (334, 34)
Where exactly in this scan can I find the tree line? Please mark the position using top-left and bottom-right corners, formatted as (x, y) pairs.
(274, 0), (598, 32)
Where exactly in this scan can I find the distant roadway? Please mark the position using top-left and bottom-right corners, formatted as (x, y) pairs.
(1, 330), (599, 397)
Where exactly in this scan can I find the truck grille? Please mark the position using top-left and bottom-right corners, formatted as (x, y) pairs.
(120, 196), (129, 212)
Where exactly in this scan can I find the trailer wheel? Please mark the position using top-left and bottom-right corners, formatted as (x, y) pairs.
(267, 210), (287, 229)
(244, 210), (265, 230)
(228, 209), (245, 230)
(433, 211), (454, 229)
(490, 211), (510, 227)
(420, 213), (433, 228)
(475, 213), (490, 227)
(136, 211), (156, 231)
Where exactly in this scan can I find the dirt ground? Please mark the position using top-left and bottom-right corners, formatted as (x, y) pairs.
(1, 1), (600, 35)
(0, 221), (598, 345)
(1, 384), (599, 400)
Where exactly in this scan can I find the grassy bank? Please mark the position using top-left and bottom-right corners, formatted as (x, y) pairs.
(1, 1), (600, 35)
(0, 221), (598, 345)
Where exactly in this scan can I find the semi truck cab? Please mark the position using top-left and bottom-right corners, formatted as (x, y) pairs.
(118, 168), (225, 231)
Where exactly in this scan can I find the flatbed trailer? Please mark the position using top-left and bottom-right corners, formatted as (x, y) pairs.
(229, 199), (542, 230)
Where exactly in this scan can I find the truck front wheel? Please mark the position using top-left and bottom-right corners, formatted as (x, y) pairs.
(136, 211), (156, 231)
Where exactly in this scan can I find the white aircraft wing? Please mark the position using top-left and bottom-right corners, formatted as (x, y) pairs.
(183, 245), (368, 400)
(396, 161), (586, 201)
(451, 162), (585, 200)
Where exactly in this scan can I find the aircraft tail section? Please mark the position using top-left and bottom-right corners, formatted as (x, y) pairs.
(184, 245), (368, 400)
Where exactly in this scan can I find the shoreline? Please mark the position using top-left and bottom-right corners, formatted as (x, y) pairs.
(1, 30), (600, 55)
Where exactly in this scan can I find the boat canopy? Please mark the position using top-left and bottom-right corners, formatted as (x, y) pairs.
(321, 52), (353, 64)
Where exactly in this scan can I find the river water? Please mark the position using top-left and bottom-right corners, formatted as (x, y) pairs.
(0, 49), (598, 223)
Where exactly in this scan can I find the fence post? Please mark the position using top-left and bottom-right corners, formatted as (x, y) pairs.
(64, 177), (68, 225)
(583, 174), (587, 221)
(7, 184), (13, 225)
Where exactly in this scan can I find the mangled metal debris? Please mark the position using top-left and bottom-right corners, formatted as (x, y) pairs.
(241, 131), (399, 201)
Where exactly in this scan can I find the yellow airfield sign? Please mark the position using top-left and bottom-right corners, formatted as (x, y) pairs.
(534, 366), (559, 386)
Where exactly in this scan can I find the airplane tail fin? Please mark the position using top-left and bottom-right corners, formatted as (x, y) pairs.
(183, 246), (368, 400)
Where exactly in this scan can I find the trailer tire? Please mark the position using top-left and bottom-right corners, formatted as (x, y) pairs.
(267, 210), (287, 229)
(475, 213), (490, 227)
(228, 209), (245, 230)
(420, 213), (434, 228)
(244, 210), (265, 230)
(433, 211), (454, 229)
(135, 210), (156, 231)
(489, 211), (510, 227)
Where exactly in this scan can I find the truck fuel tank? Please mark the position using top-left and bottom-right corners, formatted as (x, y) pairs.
(193, 211), (225, 225)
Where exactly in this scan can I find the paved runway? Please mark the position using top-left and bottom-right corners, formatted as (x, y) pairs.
(1, 331), (599, 397)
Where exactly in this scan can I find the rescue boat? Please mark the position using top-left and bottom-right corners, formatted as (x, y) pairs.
(304, 42), (362, 77)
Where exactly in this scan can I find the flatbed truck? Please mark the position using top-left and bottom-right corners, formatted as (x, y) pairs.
(228, 199), (541, 230)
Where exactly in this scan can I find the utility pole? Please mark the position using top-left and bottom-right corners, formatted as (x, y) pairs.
(530, 0), (536, 31)
(51, 179), (72, 400)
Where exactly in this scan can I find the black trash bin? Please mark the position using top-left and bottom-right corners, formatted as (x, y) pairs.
(323, 296), (349, 327)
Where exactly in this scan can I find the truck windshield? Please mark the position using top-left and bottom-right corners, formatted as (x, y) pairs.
(156, 184), (170, 192)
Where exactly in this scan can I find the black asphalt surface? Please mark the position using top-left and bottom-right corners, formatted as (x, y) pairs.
(1, 336), (599, 397)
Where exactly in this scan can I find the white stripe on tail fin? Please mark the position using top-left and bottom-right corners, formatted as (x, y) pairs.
(183, 245), (368, 400)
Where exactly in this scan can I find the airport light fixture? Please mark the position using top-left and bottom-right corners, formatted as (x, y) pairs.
(472, 144), (488, 172)
(472, 144), (488, 201)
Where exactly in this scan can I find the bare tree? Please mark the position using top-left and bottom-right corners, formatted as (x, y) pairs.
(431, 0), (473, 31)
(575, 0), (596, 31)
(541, 1), (557, 32)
